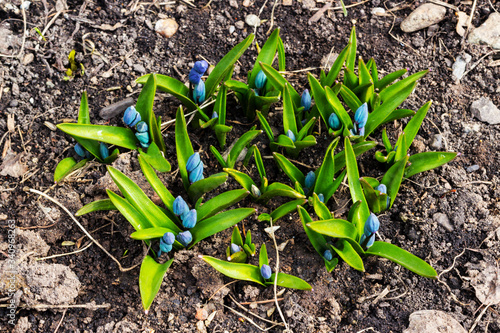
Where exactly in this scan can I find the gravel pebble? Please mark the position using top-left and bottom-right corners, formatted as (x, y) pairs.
(470, 97), (500, 124)
(468, 13), (500, 49)
(430, 134), (443, 150)
(466, 165), (480, 173)
(400, 4), (447, 33)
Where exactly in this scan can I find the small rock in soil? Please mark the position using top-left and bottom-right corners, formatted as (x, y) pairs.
(235, 20), (245, 30)
(470, 97), (500, 125)
(195, 308), (208, 321)
(430, 134), (443, 150)
(427, 24), (439, 37)
(245, 14), (261, 28)
(0, 149), (28, 178)
(466, 164), (479, 173)
(155, 18), (179, 38)
(13, 316), (30, 333)
(22, 53), (34, 66)
(229, 0), (238, 8)
(133, 63), (146, 74)
(468, 13), (500, 49)
(99, 97), (135, 120)
(451, 53), (471, 81)
(371, 7), (386, 16)
(400, 4), (447, 33)
(403, 310), (466, 333)
(433, 212), (453, 232)
(469, 261), (500, 305)
(302, 0), (316, 9)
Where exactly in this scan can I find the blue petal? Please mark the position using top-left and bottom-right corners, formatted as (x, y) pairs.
(376, 184), (387, 194)
(173, 196), (189, 216)
(176, 231), (192, 247)
(189, 163), (204, 184)
(305, 171), (316, 189)
(251, 184), (261, 198)
(123, 106), (141, 127)
(162, 232), (176, 245)
(328, 112), (341, 130)
(354, 103), (368, 128)
(260, 264), (272, 279)
(189, 60), (208, 84)
(230, 243), (240, 254)
(186, 153), (201, 172)
(255, 70), (267, 89)
(212, 111), (218, 119)
(364, 213), (380, 235)
(323, 249), (333, 261)
(136, 121), (148, 133)
(317, 193), (324, 203)
(301, 89), (311, 111)
(286, 129), (296, 143)
(74, 143), (86, 158)
(193, 80), (206, 104)
(135, 131), (150, 144)
(99, 142), (109, 159)
(182, 209), (197, 229)
(159, 242), (172, 254)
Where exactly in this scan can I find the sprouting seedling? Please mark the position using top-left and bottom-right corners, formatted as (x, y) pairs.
(210, 128), (262, 169)
(33, 27), (46, 41)
(64, 50), (84, 80)
(225, 225), (256, 262)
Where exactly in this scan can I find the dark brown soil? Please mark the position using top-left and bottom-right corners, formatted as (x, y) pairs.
(1, 0), (499, 332)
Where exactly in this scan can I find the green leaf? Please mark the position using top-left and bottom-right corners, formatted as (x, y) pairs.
(283, 84), (297, 135)
(135, 73), (155, 131)
(339, 84), (362, 115)
(224, 168), (256, 192)
(323, 44), (350, 87)
(333, 141), (377, 174)
(54, 157), (87, 182)
(297, 117), (317, 141)
(197, 189), (249, 221)
(75, 198), (115, 216)
(188, 172), (228, 203)
(214, 83), (228, 126)
(258, 182), (306, 202)
(205, 34), (255, 97)
(382, 156), (408, 208)
(364, 82), (416, 138)
(325, 85), (353, 130)
(345, 137), (370, 238)
(175, 106), (195, 190)
(138, 155), (175, 211)
(225, 80), (249, 95)
(405, 152), (458, 178)
(277, 36), (286, 71)
(260, 62), (301, 107)
(131, 227), (177, 240)
(140, 256), (173, 311)
(346, 26), (357, 72)
(201, 256), (265, 285)
(259, 243), (269, 267)
(403, 101), (431, 152)
(138, 142), (171, 172)
(381, 108), (416, 125)
(269, 199), (307, 222)
(214, 124), (233, 148)
(314, 137), (339, 201)
(273, 152), (305, 186)
(190, 208), (256, 247)
(78, 91), (90, 125)
(379, 70), (428, 103)
(265, 272), (312, 290)
(210, 146), (227, 168)
(256, 110), (275, 142)
(227, 130), (262, 168)
(374, 68), (407, 91)
(307, 73), (334, 128)
(107, 190), (153, 231)
(251, 145), (266, 181)
(249, 28), (280, 88)
(306, 219), (358, 240)
(382, 128), (392, 152)
(332, 239), (365, 272)
(312, 193), (332, 220)
(231, 226), (244, 246)
(365, 241), (437, 278)
(107, 166), (181, 232)
(297, 206), (329, 260)
(57, 124), (138, 150)
(360, 178), (387, 214)
(136, 74), (198, 112)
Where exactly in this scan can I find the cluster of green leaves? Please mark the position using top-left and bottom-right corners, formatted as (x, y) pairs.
(64, 50), (84, 80)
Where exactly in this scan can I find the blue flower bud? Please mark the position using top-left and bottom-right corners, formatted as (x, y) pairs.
(176, 230), (192, 247)
(255, 70), (267, 89)
(162, 232), (175, 245)
(136, 121), (148, 133)
(386, 196), (391, 209)
(360, 233), (375, 248)
(305, 171), (316, 189)
(354, 103), (368, 128)
(286, 129), (296, 143)
(323, 249), (333, 261)
(358, 127), (365, 137)
(317, 193), (324, 203)
(189, 163), (204, 184)
(99, 142), (109, 159)
(74, 143), (86, 158)
(158, 242), (172, 257)
(212, 111), (218, 119)
(376, 184), (387, 194)
(254, 89), (259, 96)
(173, 196), (189, 217)
(189, 60), (209, 85)
(182, 209), (197, 229)
(193, 80), (206, 104)
(328, 112), (341, 130)
(123, 106), (141, 127)
(251, 184), (261, 198)
(301, 89), (311, 111)
(135, 131), (150, 145)
(230, 243), (240, 254)
(186, 152), (201, 173)
(260, 264), (272, 280)
(364, 213), (380, 236)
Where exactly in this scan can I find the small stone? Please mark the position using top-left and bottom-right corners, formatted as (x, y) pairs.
(245, 14), (261, 28)
(12, 82), (19, 96)
(229, 25), (235, 34)
(433, 212), (453, 232)
(196, 321), (206, 333)
(242, 0), (252, 7)
(282, 0), (292, 5)
(195, 308), (208, 321)
(235, 21), (245, 30)
(229, 0), (238, 8)
(427, 24), (439, 37)
(400, 4), (447, 33)
(99, 97), (135, 120)
(430, 134), (443, 150)
(451, 53), (472, 81)
(155, 18), (179, 38)
(403, 310), (466, 333)
(302, 0), (316, 9)
(466, 165), (480, 173)
(470, 97), (500, 125)
(9, 100), (18, 107)
(133, 63), (146, 74)
(371, 7), (386, 16)
(22, 53), (34, 65)
(468, 13), (500, 49)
